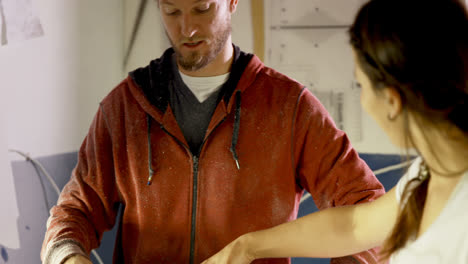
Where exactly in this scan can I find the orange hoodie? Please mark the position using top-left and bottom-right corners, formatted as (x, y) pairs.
(41, 48), (384, 264)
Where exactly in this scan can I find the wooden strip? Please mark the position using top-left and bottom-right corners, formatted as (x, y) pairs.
(251, 0), (265, 62)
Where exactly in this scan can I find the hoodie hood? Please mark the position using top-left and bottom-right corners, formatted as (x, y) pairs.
(127, 45), (263, 118)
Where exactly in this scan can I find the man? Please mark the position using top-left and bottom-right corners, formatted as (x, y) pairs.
(41, 0), (384, 263)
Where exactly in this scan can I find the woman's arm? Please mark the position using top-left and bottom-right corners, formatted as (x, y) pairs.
(203, 187), (399, 263)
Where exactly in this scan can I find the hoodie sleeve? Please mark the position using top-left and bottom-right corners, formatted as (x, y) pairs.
(293, 88), (385, 264)
(41, 106), (120, 263)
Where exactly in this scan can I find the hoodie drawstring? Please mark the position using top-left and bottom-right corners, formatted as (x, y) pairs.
(230, 91), (241, 170)
(147, 114), (155, 185)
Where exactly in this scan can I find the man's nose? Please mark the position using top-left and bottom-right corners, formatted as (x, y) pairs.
(181, 14), (197, 38)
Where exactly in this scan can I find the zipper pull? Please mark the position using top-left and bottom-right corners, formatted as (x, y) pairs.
(147, 166), (154, 186)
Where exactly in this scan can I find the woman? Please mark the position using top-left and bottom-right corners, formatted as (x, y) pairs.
(202, 0), (468, 263)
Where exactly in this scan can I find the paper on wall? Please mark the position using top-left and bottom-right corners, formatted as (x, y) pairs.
(0, 0), (44, 46)
(265, 0), (364, 143)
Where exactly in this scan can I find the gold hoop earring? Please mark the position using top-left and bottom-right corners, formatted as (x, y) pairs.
(387, 113), (397, 121)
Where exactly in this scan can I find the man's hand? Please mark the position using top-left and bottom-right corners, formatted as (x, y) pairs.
(201, 234), (256, 264)
(63, 254), (92, 264)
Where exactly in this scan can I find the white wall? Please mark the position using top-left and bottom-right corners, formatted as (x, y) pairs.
(231, 0), (254, 54)
(1, 0), (124, 157)
(0, 0), (124, 248)
(124, 0), (168, 73)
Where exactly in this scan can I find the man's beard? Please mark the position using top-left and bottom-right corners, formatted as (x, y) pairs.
(169, 18), (232, 72)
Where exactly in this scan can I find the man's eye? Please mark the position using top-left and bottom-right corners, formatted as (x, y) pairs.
(164, 8), (180, 15)
(195, 4), (211, 13)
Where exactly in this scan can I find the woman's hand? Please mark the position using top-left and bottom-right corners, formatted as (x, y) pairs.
(202, 234), (257, 264)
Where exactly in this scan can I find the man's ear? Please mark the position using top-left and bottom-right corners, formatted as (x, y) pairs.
(229, 0), (239, 13)
(385, 87), (403, 119)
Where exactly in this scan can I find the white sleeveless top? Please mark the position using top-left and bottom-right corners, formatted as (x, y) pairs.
(390, 158), (468, 263)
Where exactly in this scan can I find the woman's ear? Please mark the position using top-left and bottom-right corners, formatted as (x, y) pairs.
(385, 87), (403, 120)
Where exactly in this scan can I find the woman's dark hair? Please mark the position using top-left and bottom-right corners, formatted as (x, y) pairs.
(349, 0), (468, 259)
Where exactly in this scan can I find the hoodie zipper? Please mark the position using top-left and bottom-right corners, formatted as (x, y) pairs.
(158, 125), (196, 261)
(189, 155), (199, 264)
(159, 118), (226, 264)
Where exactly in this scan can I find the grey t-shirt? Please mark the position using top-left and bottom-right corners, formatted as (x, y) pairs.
(168, 56), (228, 155)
